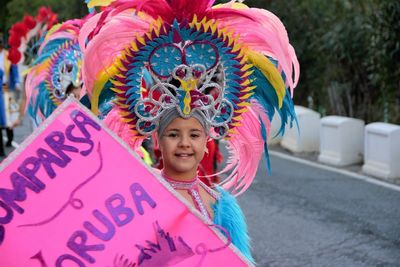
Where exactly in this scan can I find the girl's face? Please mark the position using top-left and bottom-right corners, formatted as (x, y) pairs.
(158, 116), (208, 180)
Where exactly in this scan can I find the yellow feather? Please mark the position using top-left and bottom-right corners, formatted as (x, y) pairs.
(117, 103), (129, 108)
(238, 49), (247, 61)
(152, 19), (163, 37)
(192, 14), (198, 24)
(130, 41), (139, 52)
(237, 101), (252, 107)
(240, 79), (251, 86)
(111, 80), (125, 87)
(121, 117), (133, 122)
(145, 32), (153, 41)
(232, 118), (243, 124)
(212, 2), (249, 10)
(115, 73), (125, 78)
(232, 43), (242, 53)
(247, 50), (286, 107)
(239, 57), (248, 65)
(210, 23), (218, 34)
(235, 108), (248, 114)
(91, 65), (119, 114)
(114, 60), (127, 71)
(87, 0), (115, 8)
(241, 85), (256, 93)
(120, 111), (133, 116)
(200, 16), (208, 25)
(136, 34), (146, 46)
(239, 93), (254, 100)
(111, 87), (124, 94)
(243, 70), (254, 78)
(228, 129), (238, 135)
(241, 64), (253, 72)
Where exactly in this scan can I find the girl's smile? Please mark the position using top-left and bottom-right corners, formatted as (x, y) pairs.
(158, 116), (208, 180)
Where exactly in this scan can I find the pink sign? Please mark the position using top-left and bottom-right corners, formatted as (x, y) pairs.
(0, 99), (251, 266)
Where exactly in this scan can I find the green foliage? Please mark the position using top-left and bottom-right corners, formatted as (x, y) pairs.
(246, 0), (400, 124)
(0, 0), (12, 36)
(368, 0), (400, 123)
(5, 0), (88, 30)
(3, 0), (399, 123)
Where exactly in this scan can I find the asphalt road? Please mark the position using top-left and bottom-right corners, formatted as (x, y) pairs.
(239, 152), (400, 267)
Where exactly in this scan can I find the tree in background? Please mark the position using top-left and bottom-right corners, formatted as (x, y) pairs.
(0, 0), (13, 36)
(3, 0), (87, 37)
(3, 0), (399, 124)
(247, 0), (400, 124)
(368, 0), (400, 123)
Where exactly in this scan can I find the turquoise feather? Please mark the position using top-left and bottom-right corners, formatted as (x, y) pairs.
(213, 187), (255, 264)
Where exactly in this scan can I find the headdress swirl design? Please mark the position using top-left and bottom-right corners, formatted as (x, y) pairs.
(81, 0), (300, 195)
(112, 18), (253, 139)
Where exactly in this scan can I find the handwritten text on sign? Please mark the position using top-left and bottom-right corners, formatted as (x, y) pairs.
(0, 99), (250, 266)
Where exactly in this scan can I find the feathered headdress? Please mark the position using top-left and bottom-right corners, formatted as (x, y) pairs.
(7, 6), (58, 66)
(25, 19), (84, 127)
(80, 0), (299, 195)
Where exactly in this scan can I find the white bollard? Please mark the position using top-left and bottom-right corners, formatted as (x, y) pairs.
(318, 116), (365, 166)
(281, 106), (320, 153)
(362, 122), (400, 179)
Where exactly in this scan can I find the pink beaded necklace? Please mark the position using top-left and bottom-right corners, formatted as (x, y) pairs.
(162, 171), (216, 221)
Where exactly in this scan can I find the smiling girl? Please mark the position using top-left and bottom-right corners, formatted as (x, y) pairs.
(155, 108), (254, 261)
(80, 0), (299, 264)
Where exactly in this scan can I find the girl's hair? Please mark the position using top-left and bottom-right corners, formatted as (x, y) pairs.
(157, 109), (210, 137)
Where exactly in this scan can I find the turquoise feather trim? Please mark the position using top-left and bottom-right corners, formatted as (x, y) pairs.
(260, 115), (272, 175)
(250, 66), (298, 137)
(213, 187), (255, 264)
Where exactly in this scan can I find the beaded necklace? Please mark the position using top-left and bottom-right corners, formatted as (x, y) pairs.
(162, 171), (217, 221)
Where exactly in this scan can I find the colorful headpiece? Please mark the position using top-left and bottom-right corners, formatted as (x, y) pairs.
(81, 0), (299, 195)
(7, 6), (58, 65)
(113, 18), (255, 139)
(25, 19), (83, 127)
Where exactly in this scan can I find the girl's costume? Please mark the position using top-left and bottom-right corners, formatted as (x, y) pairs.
(81, 0), (299, 263)
(24, 19), (84, 127)
(8, 6), (58, 67)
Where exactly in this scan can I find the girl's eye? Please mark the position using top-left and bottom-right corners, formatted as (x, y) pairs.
(167, 132), (178, 138)
(191, 134), (200, 138)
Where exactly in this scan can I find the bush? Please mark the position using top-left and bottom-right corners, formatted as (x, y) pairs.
(247, 0), (400, 124)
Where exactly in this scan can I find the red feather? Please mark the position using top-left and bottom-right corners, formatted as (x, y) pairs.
(23, 15), (37, 29)
(8, 33), (21, 47)
(8, 48), (21, 64)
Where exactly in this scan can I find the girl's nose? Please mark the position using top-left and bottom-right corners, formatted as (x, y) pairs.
(178, 134), (190, 147)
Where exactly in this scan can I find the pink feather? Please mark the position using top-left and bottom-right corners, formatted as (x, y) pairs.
(24, 67), (47, 113)
(219, 102), (270, 196)
(210, 6), (299, 94)
(80, 10), (151, 99)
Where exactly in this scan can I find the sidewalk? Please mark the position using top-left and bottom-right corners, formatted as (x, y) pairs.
(0, 113), (32, 162)
(269, 144), (400, 187)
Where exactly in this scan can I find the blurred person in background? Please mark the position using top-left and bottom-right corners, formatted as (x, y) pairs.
(0, 38), (17, 157)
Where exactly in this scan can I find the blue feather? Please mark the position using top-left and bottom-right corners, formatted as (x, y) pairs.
(213, 187), (255, 264)
(260, 116), (272, 175)
(250, 66), (298, 137)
